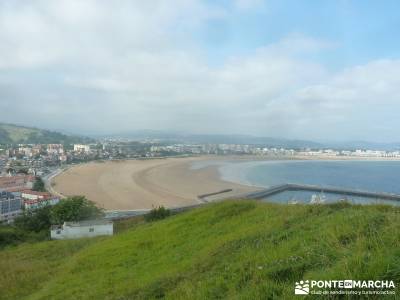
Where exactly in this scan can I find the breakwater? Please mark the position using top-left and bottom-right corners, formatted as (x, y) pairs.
(239, 183), (400, 201)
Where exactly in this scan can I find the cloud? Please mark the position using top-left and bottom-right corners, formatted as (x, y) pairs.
(267, 59), (400, 141)
(0, 1), (399, 142)
(0, 0), (226, 69)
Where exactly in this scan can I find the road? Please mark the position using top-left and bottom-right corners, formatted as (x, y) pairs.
(42, 167), (68, 199)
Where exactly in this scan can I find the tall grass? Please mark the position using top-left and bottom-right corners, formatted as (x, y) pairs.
(0, 200), (399, 299)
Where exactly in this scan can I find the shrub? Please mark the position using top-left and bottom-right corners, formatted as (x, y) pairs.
(32, 176), (46, 192)
(0, 227), (26, 248)
(145, 206), (171, 222)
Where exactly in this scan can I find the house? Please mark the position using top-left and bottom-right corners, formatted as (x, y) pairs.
(21, 190), (60, 210)
(21, 190), (51, 201)
(50, 219), (113, 240)
(24, 197), (60, 210)
(0, 190), (22, 223)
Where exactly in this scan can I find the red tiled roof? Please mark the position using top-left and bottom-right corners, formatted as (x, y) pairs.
(0, 175), (35, 189)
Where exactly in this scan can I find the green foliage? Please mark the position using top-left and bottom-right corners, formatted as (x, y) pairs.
(144, 206), (171, 222)
(0, 226), (48, 249)
(14, 196), (104, 231)
(32, 177), (46, 192)
(1, 201), (399, 299)
(0, 227), (26, 248)
(5, 197), (103, 248)
(14, 206), (52, 233)
(50, 196), (104, 224)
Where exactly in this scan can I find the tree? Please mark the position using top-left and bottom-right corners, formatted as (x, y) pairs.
(50, 196), (104, 224)
(32, 176), (46, 192)
(15, 197), (104, 230)
(14, 206), (52, 232)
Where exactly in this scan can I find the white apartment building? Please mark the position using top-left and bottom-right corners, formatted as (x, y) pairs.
(47, 144), (64, 155)
(73, 144), (91, 153)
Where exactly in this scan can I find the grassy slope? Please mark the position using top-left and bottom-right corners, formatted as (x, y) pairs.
(0, 124), (40, 143)
(0, 124), (40, 142)
(1, 201), (400, 299)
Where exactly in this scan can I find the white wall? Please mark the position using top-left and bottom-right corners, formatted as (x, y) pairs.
(51, 223), (113, 240)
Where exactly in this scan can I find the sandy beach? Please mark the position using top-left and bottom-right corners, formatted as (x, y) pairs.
(51, 154), (400, 210)
(52, 157), (259, 210)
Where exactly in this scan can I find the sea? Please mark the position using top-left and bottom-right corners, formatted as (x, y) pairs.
(191, 159), (400, 205)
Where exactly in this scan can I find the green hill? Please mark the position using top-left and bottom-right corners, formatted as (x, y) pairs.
(0, 201), (399, 299)
(0, 123), (93, 145)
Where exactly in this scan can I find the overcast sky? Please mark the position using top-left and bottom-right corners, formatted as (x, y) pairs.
(1, 0), (400, 142)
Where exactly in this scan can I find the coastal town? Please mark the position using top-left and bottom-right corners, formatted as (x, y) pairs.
(2, 140), (400, 177)
(2, 1), (400, 298)
(1, 139), (400, 224)
(2, 140), (400, 175)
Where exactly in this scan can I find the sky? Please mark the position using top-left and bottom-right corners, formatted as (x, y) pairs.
(0, 0), (399, 142)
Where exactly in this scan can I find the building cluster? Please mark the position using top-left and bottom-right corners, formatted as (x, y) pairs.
(0, 143), (98, 177)
(0, 174), (59, 223)
(150, 143), (280, 155)
(149, 143), (400, 158)
(0, 173), (111, 240)
(150, 144), (203, 154)
(2, 140), (400, 177)
(21, 190), (60, 210)
(297, 149), (400, 158)
(149, 143), (306, 156)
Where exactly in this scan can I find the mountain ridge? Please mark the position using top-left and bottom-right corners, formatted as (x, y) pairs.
(0, 123), (93, 145)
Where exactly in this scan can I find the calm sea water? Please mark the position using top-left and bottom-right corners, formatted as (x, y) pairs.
(191, 160), (400, 205)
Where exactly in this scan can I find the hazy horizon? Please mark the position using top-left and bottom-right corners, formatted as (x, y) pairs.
(5, 121), (400, 147)
(1, 1), (400, 142)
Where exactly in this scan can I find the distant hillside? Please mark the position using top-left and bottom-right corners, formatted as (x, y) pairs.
(0, 123), (93, 145)
(1, 200), (399, 299)
(107, 130), (323, 149)
(103, 130), (400, 150)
